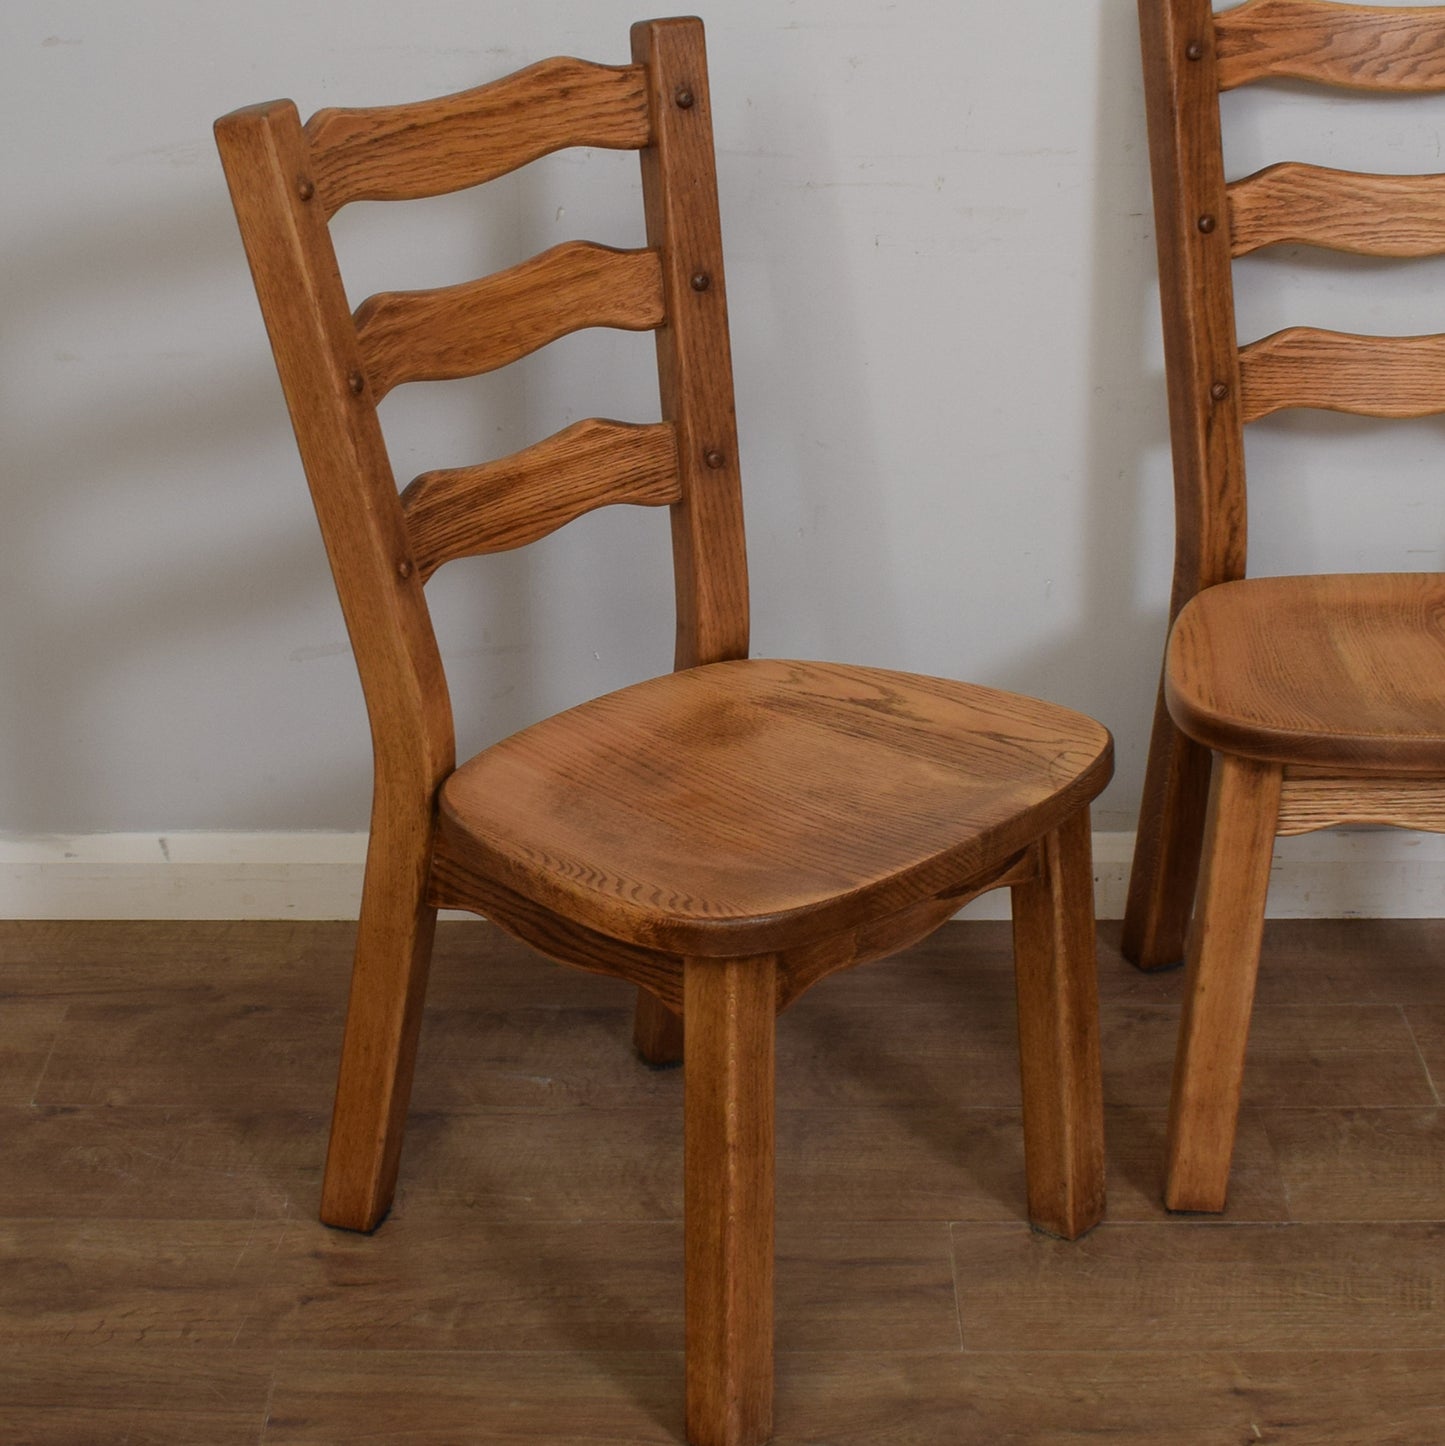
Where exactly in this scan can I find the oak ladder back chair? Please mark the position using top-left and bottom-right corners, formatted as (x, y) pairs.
(216, 19), (1112, 1444)
(1127, 0), (1445, 1213)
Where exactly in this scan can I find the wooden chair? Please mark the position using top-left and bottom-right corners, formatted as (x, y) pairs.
(215, 19), (1111, 1444)
(1125, 0), (1445, 1213)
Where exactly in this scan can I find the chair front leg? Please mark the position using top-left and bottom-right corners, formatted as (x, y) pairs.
(1165, 752), (1282, 1213)
(320, 822), (438, 1233)
(1122, 686), (1214, 971)
(684, 954), (776, 1446)
(1010, 807), (1107, 1240)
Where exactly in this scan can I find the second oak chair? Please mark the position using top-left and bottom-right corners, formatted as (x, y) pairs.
(215, 18), (1112, 1445)
(1127, 0), (1445, 1213)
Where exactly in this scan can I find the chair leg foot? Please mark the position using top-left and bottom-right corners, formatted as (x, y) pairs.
(684, 954), (776, 1446)
(320, 843), (437, 1233)
(1122, 691), (1213, 972)
(1010, 809), (1106, 1240)
(634, 987), (685, 1067)
(1164, 753), (1281, 1214)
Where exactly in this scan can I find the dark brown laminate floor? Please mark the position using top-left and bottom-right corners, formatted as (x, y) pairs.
(1, 917), (1443, 1444)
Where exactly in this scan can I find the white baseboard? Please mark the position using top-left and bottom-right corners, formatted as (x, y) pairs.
(0, 829), (1440, 922)
(0, 833), (368, 922)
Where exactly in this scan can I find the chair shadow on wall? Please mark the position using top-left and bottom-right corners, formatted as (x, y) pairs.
(930, 4), (1174, 1210)
(0, 184), (378, 835)
(1, 156), (649, 839)
(977, 0), (1169, 804)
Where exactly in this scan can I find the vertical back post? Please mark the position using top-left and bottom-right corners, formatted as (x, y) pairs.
(213, 102), (455, 787)
(1123, 0), (1251, 968)
(633, 17), (750, 670)
(1139, 0), (1248, 605)
(216, 103), (457, 1229)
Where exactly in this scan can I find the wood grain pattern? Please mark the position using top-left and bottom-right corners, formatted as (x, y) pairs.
(4, 1343), (274, 1415)
(254, 1211), (955, 1346)
(631, 989), (685, 1066)
(773, 852), (1033, 1013)
(1279, 772), (1445, 834)
(756, 1350), (1445, 1446)
(1008, 811), (1107, 1241)
(214, 100), (455, 1233)
(1138, 0), (1248, 600)
(1229, 163), (1445, 256)
(423, 858), (688, 1011)
(1239, 326), (1445, 421)
(684, 955), (775, 1446)
(305, 57), (651, 216)
(1165, 754), (1283, 1213)
(258, 1348), (1445, 1446)
(434, 852), (1023, 1025)
(1264, 1107), (1445, 1220)
(11, 918), (1445, 1439)
(627, 14), (755, 1110)
(0, 1105), (320, 1219)
(1215, 0), (1445, 93)
(401, 419), (679, 580)
(1166, 573), (1445, 772)
(951, 1220), (1445, 1350)
(0, 1218), (292, 1345)
(632, 18), (750, 672)
(1104, 998), (1438, 1113)
(433, 658), (1113, 957)
(1121, 692), (1213, 970)
(0, 1408), (265, 1445)
(0, 1000), (64, 1104)
(1401, 1005), (1445, 1109)
(354, 243), (665, 400)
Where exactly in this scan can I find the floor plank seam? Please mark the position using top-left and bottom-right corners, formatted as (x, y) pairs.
(1400, 1005), (1443, 1107)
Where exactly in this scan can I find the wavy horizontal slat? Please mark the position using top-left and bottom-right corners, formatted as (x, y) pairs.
(305, 57), (651, 215)
(1238, 327), (1445, 421)
(402, 418), (681, 577)
(1215, 0), (1445, 92)
(354, 242), (665, 399)
(1229, 163), (1445, 256)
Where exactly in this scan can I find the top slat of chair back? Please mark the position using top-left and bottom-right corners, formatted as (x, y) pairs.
(1138, 0), (1445, 599)
(216, 17), (750, 752)
(305, 57), (652, 216)
(1215, 0), (1445, 92)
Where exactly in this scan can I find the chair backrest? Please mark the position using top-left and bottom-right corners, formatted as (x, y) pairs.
(1138, 0), (1445, 613)
(214, 18), (748, 802)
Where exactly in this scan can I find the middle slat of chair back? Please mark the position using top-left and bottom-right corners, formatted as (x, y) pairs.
(354, 243), (666, 401)
(1213, 0), (1445, 423)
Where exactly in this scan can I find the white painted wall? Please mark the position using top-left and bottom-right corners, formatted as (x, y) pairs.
(1, 1), (1441, 852)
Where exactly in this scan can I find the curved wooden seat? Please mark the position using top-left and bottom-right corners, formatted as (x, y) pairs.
(1166, 573), (1445, 772)
(436, 659), (1113, 957)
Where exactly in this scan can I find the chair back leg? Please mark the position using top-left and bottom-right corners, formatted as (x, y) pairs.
(321, 829), (439, 1232)
(1123, 692), (1214, 971)
(634, 987), (686, 1066)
